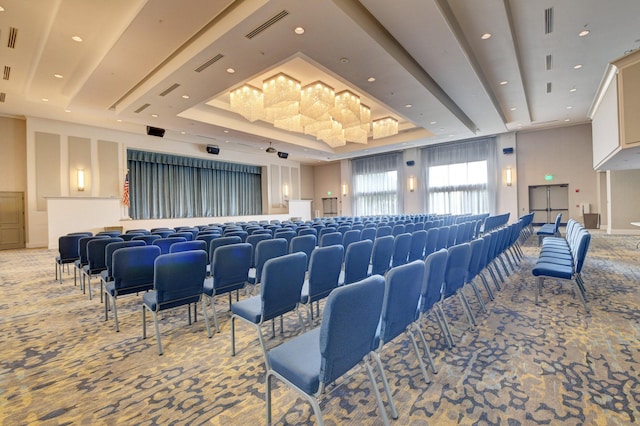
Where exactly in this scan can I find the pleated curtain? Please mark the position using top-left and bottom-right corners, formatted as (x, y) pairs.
(351, 152), (403, 216)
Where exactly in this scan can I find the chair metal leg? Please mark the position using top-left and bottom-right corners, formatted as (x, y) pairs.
(152, 311), (163, 355)
(458, 291), (477, 327)
(202, 298), (212, 338)
(255, 322), (270, 370)
(208, 295), (220, 333)
(414, 321), (438, 374)
(535, 277), (543, 304)
(479, 272), (495, 301)
(112, 296), (121, 332)
(407, 329), (431, 383)
(468, 280), (487, 313)
(266, 370), (273, 426)
(364, 357), (391, 426)
(435, 302), (455, 347)
(371, 351), (399, 420)
(296, 308), (306, 333)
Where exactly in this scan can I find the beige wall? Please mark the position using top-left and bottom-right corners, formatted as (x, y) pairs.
(313, 162), (341, 217)
(608, 169), (640, 233)
(0, 116), (26, 192)
(516, 124), (598, 223)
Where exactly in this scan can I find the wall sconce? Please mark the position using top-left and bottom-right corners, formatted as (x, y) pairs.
(408, 175), (416, 192)
(505, 167), (513, 186)
(342, 183), (348, 197)
(283, 183), (289, 199)
(77, 169), (85, 191)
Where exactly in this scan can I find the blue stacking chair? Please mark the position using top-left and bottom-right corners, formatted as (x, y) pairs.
(369, 235), (394, 277)
(342, 229), (361, 254)
(289, 234), (317, 270)
(297, 227), (317, 237)
(209, 236), (242, 267)
(151, 230), (174, 238)
(224, 230), (248, 242)
(465, 238), (489, 314)
(153, 237), (187, 254)
(100, 240), (146, 292)
(55, 234), (84, 283)
(247, 233), (273, 269)
(300, 245), (344, 326)
(142, 250), (212, 355)
(391, 224), (405, 237)
(319, 231), (342, 247)
(391, 233), (411, 268)
(83, 237), (123, 300)
(408, 229), (428, 262)
(266, 275), (389, 426)
(104, 245), (160, 331)
(203, 243), (252, 332)
(340, 239), (373, 285)
(372, 261), (431, 420)
(376, 226), (392, 238)
(231, 252), (307, 368)
(424, 227), (439, 257)
(120, 233), (144, 241)
(274, 229), (296, 246)
(404, 223), (415, 234)
(248, 238), (287, 286)
(447, 224), (459, 247)
(97, 231), (121, 238)
(418, 248), (453, 349)
(441, 243), (475, 341)
(170, 240), (207, 253)
(74, 235), (108, 288)
(168, 231), (194, 241)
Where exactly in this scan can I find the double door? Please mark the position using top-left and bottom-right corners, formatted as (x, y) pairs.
(0, 192), (25, 250)
(528, 184), (569, 226)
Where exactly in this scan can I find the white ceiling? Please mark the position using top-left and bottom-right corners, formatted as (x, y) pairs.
(1, 0), (640, 167)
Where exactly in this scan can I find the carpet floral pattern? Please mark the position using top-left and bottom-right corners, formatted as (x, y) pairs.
(0, 231), (638, 425)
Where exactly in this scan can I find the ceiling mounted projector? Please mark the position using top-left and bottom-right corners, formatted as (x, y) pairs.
(266, 142), (277, 153)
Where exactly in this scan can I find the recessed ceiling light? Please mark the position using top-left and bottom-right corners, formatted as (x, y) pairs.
(151, 114), (158, 118)
(71, 35), (83, 42)
(54, 74), (63, 79)
(481, 33), (492, 40)
(180, 131), (186, 135)
(579, 29), (590, 37)
(223, 129), (229, 133)
(226, 68), (235, 74)
(41, 98), (48, 102)
(430, 121), (437, 125)
(566, 106), (573, 109)
(225, 140), (230, 143)
(117, 119), (122, 122)
(569, 88), (577, 92)
(339, 57), (349, 64)
(405, 104), (412, 108)
(182, 94), (190, 99)
(367, 77), (376, 82)
(294, 26), (305, 35)
(573, 64), (583, 69)
(0, 6), (5, 12)
(499, 80), (508, 85)
(510, 107), (517, 111)
(64, 109), (71, 113)
(564, 118), (571, 122)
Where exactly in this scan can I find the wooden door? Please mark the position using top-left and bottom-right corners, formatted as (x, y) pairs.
(0, 192), (25, 250)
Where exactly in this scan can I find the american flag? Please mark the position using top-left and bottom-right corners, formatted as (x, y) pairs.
(122, 173), (130, 207)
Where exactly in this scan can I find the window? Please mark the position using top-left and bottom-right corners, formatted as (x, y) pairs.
(127, 149), (262, 219)
(421, 138), (497, 215)
(351, 153), (402, 216)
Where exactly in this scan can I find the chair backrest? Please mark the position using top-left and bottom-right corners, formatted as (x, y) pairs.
(376, 226), (392, 238)
(408, 229), (428, 262)
(97, 231), (122, 237)
(195, 233), (217, 251)
(574, 230), (591, 273)
(210, 236), (242, 263)
(455, 224), (467, 244)
(132, 234), (161, 244)
(274, 230), (296, 245)
(58, 234), (83, 261)
(379, 260), (425, 344)
(77, 235), (109, 264)
(247, 233), (273, 267)
(261, 252), (307, 321)
(169, 232), (194, 241)
(478, 233), (492, 270)
(443, 243), (471, 298)
(254, 238), (288, 284)
(553, 213), (563, 232)
(343, 239), (373, 285)
(370, 235), (394, 276)
(170, 240), (207, 253)
(447, 224), (459, 247)
(87, 237), (123, 271)
(360, 227), (376, 242)
(414, 222), (424, 232)
(153, 237), (187, 255)
(126, 229), (150, 235)
(319, 275), (385, 386)
(289, 234), (317, 268)
(224, 230), (248, 242)
(404, 223), (415, 234)
(212, 243), (252, 293)
(419, 248), (448, 313)
(120, 233), (145, 241)
(319, 232), (342, 247)
(153, 250), (208, 310)
(424, 227), (439, 257)
(466, 238), (485, 283)
(112, 245), (161, 291)
(391, 224), (405, 237)
(151, 230), (174, 238)
(298, 227), (317, 237)
(105, 240), (146, 276)
(391, 233), (411, 268)
(342, 230), (361, 252)
(306, 245), (344, 303)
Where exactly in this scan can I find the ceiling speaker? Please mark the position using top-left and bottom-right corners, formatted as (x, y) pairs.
(146, 126), (165, 137)
(406, 160), (415, 166)
(502, 147), (514, 155)
(277, 151), (289, 159)
(206, 145), (220, 155)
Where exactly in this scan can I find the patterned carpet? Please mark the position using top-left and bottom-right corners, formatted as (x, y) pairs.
(0, 231), (639, 425)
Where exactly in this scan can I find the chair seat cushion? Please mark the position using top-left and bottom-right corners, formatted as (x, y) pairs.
(105, 281), (153, 297)
(536, 224), (556, 236)
(532, 262), (573, 279)
(268, 328), (321, 395)
(231, 296), (262, 323)
(142, 291), (159, 311)
(100, 270), (111, 283)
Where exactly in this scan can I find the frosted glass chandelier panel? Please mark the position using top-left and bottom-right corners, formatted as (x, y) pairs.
(330, 90), (361, 128)
(300, 81), (335, 120)
(372, 117), (399, 139)
(230, 84), (264, 122)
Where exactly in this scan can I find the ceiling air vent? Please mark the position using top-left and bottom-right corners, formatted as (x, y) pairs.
(0, 93), (5, 103)
(545, 54), (553, 70)
(159, 83), (180, 97)
(194, 54), (224, 73)
(7, 27), (18, 48)
(546, 82), (552, 93)
(134, 103), (151, 113)
(3, 65), (10, 80)
(544, 8), (553, 34)
(245, 10), (289, 39)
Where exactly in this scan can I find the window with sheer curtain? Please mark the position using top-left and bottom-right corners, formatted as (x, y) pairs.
(421, 138), (497, 215)
(127, 149), (262, 219)
(351, 152), (403, 216)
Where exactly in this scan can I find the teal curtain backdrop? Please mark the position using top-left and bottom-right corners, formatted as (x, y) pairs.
(127, 149), (262, 219)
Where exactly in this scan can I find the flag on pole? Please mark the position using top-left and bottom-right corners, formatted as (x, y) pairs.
(122, 173), (130, 207)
